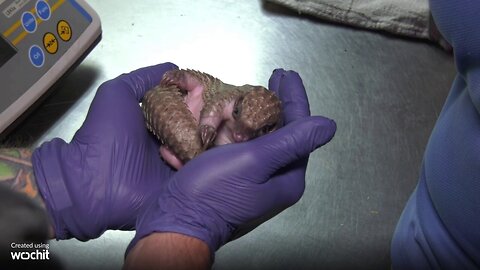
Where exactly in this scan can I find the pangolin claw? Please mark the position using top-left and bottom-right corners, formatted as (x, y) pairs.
(161, 69), (183, 87)
(200, 124), (217, 149)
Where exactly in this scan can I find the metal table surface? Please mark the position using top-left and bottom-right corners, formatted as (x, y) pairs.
(3, 0), (456, 269)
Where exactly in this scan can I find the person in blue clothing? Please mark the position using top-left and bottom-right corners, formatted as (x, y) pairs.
(391, 0), (480, 269)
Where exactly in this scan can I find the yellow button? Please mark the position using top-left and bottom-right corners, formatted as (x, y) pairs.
(43, 32), (58, 54)
(57, 20), (72, 42)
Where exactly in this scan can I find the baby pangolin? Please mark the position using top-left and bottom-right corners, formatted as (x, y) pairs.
(142, 68), (282, 168)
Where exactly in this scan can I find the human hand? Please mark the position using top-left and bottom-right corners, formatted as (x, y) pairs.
(32, 63), (178, 240)
(127, 69), (336, 254)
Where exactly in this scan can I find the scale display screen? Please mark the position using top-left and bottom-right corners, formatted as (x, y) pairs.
(0, 35), (16, 68)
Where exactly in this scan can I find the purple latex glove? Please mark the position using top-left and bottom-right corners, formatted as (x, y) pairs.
(128, 69), (337, 254)
(32, 63), (178, 241)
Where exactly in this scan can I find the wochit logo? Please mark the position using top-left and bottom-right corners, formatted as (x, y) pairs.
(9, 242), (50, 260)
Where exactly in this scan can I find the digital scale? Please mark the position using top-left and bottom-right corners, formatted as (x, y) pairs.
(0, 0), (101, 134)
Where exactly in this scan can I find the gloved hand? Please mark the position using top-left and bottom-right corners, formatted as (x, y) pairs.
(32, 63), (178, 241)
(128, 69), (337, 254)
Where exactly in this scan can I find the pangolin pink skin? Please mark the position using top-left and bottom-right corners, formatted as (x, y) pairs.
(142, 69), (282, 169)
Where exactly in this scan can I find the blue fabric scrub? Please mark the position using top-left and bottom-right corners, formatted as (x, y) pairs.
(391, 0), (480, 269)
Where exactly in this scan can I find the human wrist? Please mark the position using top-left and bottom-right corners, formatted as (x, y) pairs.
(125, 232), (211, 270)
(130, 188), (235, 256)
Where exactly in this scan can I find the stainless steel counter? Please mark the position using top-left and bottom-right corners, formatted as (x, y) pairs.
(3, 0), (456, 269)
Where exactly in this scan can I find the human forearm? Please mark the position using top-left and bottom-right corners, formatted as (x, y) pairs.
(0, 148), (54, 238)
(0, 148), (44, 207)
(124, 232), (211, 270)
